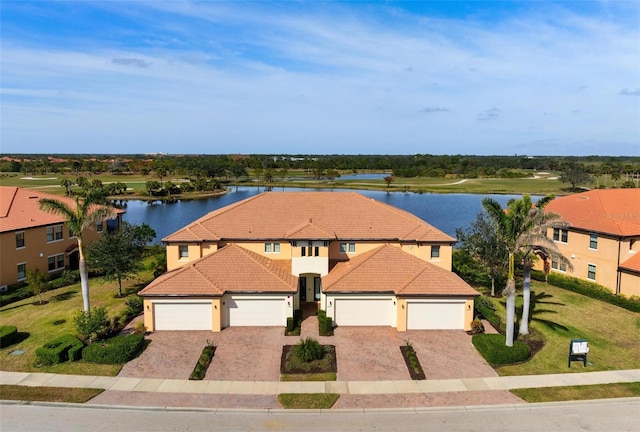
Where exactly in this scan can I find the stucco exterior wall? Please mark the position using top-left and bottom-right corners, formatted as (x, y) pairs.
(0, 221), (108, 287)
(619, 272), (640, 297)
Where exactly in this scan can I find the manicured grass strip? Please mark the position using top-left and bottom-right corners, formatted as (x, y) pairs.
(0, 385), (103, 403)
(511, 382), (640, 403)
(278, 393), (339, 409)
(280, 372), (337, 382)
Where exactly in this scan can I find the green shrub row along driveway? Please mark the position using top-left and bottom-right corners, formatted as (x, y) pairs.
(0, 266), (155, 376)
(489, 281), (640, 376)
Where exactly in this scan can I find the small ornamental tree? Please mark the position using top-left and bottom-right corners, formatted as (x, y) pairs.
(74, 306), (109, 343)
(26, 269), (48, 305)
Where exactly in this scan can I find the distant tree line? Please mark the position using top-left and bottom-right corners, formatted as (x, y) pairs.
(1, 154), (639, 185)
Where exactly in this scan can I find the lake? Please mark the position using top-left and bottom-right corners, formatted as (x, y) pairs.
(121, 186), (525, 243)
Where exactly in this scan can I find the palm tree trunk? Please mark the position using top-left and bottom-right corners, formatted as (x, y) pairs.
(504, 278), (516, 347)
(490, 276), (495, 297)
(519, 255), (532, 335)
(78, 239), (90, 312)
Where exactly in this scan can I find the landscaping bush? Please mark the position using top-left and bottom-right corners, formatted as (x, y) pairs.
(546, 273), (640, 313)
(0, 284), (32, 307)
(400, 340), (426, 380)
(189, 341), (216, 380)
(293, 337), (326, 363)
(82, 334), (145, 364)
(470, 317), (485, 335)
(474, 296), (503, 333)
(317, 310), (333, 336)
(0, 325), (19, 348)
(48, 270), (80, 290)
(285, 310), (302, 336)
(74, 307), (110, 342)
(124, 295), (143, 317)
(472, 334), (531, 365)
(35, 334), (84, 366)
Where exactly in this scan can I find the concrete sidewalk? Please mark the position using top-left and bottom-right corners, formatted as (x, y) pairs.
(2, 369), (639, 395)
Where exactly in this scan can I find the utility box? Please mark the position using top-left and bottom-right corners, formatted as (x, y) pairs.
(568, 339), (589, 367)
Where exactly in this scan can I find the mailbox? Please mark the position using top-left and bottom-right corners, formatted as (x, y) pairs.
(568, 339), (589, 367)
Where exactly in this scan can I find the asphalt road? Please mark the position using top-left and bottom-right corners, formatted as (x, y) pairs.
(2, 398), (639, 432)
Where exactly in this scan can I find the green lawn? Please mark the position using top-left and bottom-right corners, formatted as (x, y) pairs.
(512, 383), (640, 403)
(0, 266), (156, 376)
(491, 281), (640, 376)
(278, 393), (340, 409)
(0, 385), (104, 403)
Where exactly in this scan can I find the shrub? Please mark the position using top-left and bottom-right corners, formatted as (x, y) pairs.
(475, 296), (503, 333)
(82, 334), (145, 364)
(293, 337), (325, 363)
(546, 273), (640, 313)
(35, 334), (84, 366)
(0, 284), (32, 306)
(0, 326), (19, 348)
(317, 310), (333, 336)
(470, 317), (485, 335)
(285, 310), (302, 335)
(189, 340), (216, 380)
(133, 321), (146, 335)
(124, 295), (143, 317)
(48, 270), (80, 290)
(472, 334), (531, 365)
(74, 307), (110, 343)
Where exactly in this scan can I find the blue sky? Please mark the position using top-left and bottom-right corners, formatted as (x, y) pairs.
(1, 1), (639, 156)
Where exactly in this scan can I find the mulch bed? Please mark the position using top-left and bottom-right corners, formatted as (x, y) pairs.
(280, 345), (337, 374)
(400, 345), (426, 380)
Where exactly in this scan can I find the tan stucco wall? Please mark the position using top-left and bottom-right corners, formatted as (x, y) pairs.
(0, 221), (107, 286)
(143, 299), (155, 331)
(166, 243), (203, 271)
(619, 272), (640, 297)
(463, 299), (474, 331)
(396, 298), (408, 331)
(212, 297), (222, 332)
(233, 241), (293, 259)
(538, 229), (640, 293)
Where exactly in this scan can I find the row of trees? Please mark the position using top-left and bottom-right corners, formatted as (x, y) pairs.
(457, 195), (571, 346)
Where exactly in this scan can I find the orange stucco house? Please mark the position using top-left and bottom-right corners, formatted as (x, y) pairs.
(139, 192), (479, 332)
(539, 189), (640, 297)
(0, 187), (124, 288)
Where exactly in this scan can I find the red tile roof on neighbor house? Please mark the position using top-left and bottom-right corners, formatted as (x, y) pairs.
(163, 192), (455, 244)
(620, 252), (640, 274)
(323, 244), (479, 297)
(139, 244), (297, 297)
(0, 187), (124, 233)
(545, 189), (640, 237)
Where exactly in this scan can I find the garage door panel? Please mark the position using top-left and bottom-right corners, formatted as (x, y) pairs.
(154, 302), (212, 330)
(335, 299), (394, 326)
(226, 298), (285, 327)
(407, 301), (464, 330)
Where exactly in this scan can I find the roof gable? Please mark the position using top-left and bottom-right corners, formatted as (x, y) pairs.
(163, 192), (454, 243)
(545, 189), (640, 237)
(139, 244), (297, 297)
(620, 252), (640, 273)
(323, 244), (478, 296)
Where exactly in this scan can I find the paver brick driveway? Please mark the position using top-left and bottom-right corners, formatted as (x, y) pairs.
(118, 326), (496, 381)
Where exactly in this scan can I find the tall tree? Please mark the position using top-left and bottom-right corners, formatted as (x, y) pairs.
(456, 212), (509, 297)
(87, 222), (156, 297)
(39, 191), (115, 312)
(560, 167), (592, 191)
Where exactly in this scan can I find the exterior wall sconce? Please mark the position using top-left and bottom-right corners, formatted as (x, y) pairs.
(329, 301), (332, 306)
(402, 304), (405, 309)
(214, 304), (217, 310)
(393, 301), (396, 305)
(146, 305), (150, 310)
(287, 301), (290, 306)
(467, 304), (471, 310)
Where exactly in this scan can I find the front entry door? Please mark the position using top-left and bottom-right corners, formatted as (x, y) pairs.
(314, 277), (321, 301)
(299, 278), (306, 302)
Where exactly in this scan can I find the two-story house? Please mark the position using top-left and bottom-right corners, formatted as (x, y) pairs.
(540, 189), (640, 297)
(0, 187), (124, 287)
(139, 192), (479, 332)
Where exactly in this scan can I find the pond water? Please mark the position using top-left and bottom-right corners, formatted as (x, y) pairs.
(121, 186), (525, 243)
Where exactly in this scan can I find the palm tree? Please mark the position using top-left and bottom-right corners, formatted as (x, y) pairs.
(39, 191), (115, 312)
(483, 195), (571, 346)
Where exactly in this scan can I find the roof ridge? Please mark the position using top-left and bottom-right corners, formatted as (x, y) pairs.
(232, 244), (295, 286)
(285, 220), (334, 239)
(0, 186), (18, 218)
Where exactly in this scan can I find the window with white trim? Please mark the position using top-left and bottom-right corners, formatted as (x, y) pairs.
(274, 242), (280, 253)
(553, 228), (568, 243)
(431, 245), (440, 259)
(587, 264), (596, 281)
(340, 242), (347, 253)
(17, 263), (26, 281)
(69, 227), (76, 238)
(264, 242), (281, 254)
(16, 231), (25, 249)
(48, 254), (65, 272)
(348, 242), (356, 253)
(589, 233), (598, 250)
(179, 245), (188, 259)
(551, 257), (566, 272)
(46, 225), (63, 242)
(96, 220), (103, 233)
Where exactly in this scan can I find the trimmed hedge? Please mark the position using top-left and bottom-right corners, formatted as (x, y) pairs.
(474, 296), (504, 334)
(0, 326), (19, 348)
(472, 334), (531, 365)
(82, 334), (145, 364)
(532, 270), (640, 313)
(35, 334), (84, 366)
(317, 310), (333, 336)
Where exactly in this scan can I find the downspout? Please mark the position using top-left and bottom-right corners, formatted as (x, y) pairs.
(616, 238), (622, 295)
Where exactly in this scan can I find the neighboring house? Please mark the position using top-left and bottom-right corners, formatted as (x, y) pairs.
(0, 187), (125, 287)
(139, 192), (479, 332)
(539, 189), (640, 297)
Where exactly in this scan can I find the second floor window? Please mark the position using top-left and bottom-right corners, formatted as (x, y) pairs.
(16, 231), (25, 249)
(431, 245), (440, 259)
(179, 245), (188, 259)
(589, 233), (598, 250)
(553, 228), (568, 243)
(264, 242), (280, 253)
(46, 225), (63, 242)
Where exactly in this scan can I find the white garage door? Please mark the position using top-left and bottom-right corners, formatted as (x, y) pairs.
(407, 301), (465, 330)
(226, 298), (285, 326)
(154, 302), (212, 330)
(334, 298), (394, 326)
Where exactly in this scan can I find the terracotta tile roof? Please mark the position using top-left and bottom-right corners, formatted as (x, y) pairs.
(323, 244), (479, 297)
(139, 244), (297, 297)
(164, 192), (454, 243)
(545, 189), (640, 237)
(620, 253), (640, 274)
(0, 187), (124, 233)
